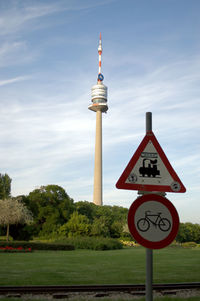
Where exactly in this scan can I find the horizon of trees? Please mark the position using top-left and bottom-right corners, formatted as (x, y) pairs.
(0, 174), (199, 243)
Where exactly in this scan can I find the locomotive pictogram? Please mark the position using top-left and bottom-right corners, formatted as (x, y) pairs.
(139, 151), (160, 178)
(139, 158), (160, 178)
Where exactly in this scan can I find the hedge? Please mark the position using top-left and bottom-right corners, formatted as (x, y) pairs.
(0, 241), (74, 251)
(57, 237), (123, 250)
(0, 246), (32, 253)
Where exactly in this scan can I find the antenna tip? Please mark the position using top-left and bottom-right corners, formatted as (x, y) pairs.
(99, 32), (102, 40)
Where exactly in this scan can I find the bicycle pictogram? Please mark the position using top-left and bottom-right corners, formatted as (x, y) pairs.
(137, 211), (171, 232)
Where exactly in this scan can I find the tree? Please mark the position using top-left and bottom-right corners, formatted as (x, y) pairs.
(110, 221), (124, 238)
(92, 205), (128, 238)
(176, 222), (200, 243)
(25, 185), (75, 237)
(74, 202), (129, 238)
(59, 212), (91, 237)
(0, 198), (33, 241)
(75, 201), (97, 222)
(91, 216), (110, 237)
(0, 173), (12, 199)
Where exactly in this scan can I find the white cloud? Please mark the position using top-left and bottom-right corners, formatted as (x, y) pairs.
(0, 2), (60, 35)
(0, 0), (115, 36)
(0, 76), (29, 87)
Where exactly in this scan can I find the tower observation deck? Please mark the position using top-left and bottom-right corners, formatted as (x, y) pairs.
(88, 33), (108, 206)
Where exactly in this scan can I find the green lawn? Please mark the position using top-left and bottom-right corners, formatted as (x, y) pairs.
(0, 247), (199, 286)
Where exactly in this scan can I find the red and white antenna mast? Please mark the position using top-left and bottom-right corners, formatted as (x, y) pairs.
(89, 33), (108, 111)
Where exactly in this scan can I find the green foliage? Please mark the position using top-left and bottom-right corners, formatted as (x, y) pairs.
(10, 224), (35, 241)
(181, 241), (198, 248)
(110, 220), (124, 238)
(57, 236), (123, 250)
(91, 216), (110, 237)
(59, 212), (91, 237)
(176, 222), (200, 243)
(75, 201), (97, 222)
(120, 239), (140, 247)
(75, 202), (128, 239)
(0, 241), (74, 250)
(8, 184), (130, 240)
(6, 182), (200, 244)
(17, 185), (75, 239)
(0, 173), (11, 200)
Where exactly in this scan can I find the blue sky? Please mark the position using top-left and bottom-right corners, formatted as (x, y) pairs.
(0, 0), (199, 223)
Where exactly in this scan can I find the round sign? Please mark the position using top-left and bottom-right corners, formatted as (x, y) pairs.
(128, 194), (179, 249)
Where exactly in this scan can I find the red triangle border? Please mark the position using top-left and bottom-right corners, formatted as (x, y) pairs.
(116, 131), (186, 193)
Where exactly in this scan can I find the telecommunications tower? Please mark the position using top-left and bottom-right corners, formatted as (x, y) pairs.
(88, 33), (108, 206)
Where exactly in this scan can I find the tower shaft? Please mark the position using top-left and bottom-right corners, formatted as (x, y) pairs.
(89, 34), (108, 206)
(93, 110), (102, 205)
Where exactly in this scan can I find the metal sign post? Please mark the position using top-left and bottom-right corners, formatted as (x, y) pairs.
(116, 111), (185, 301)
(146, 248), (153, 301)
(145, 112), (153, 301)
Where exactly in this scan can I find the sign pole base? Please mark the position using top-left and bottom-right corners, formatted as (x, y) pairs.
(146, 248), (153, 301)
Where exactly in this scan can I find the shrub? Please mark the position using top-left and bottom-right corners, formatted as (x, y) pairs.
(0, 241), (74, 251)
(59, 212), (91, 237)
(120, 240), (140, 247)
(56, 237), (123, 250)
(181, 242), (197, 248)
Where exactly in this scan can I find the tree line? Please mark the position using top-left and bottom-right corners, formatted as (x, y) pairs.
(17, 184), (128, 241)
(0, 173), (199, 243)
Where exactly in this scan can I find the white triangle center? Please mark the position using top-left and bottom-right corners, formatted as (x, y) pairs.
(125, 140), (174, 187)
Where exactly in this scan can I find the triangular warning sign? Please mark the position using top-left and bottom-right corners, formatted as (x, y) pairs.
(116, 131), (186, 193)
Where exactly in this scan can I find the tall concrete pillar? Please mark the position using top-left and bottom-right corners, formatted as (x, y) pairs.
(88, 34), (108, 206)
(93, 109), (102, 206)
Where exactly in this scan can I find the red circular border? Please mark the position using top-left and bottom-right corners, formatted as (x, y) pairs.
(128, 194), (179, 249)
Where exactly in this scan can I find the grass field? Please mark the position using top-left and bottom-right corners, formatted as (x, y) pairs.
(0, 247), (200, 286)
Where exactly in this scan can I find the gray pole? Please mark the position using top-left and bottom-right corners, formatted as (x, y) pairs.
(145, 112), (153, 301)
(146, 248), (153, 301)
(146, 112), (152, 133)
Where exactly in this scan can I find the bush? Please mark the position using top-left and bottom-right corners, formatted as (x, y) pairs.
(56, 237), (123, 250)
(59, 212), (91, 237)
(181, 242), (197, 248)
(0, 241), (74, 251)
(120, 239), (140, 247)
